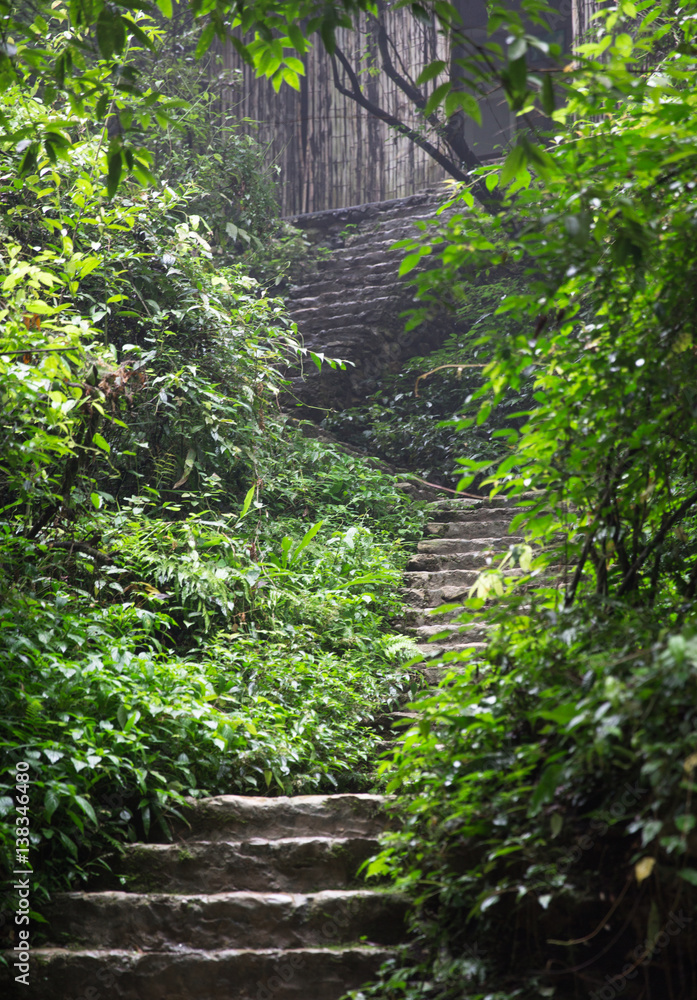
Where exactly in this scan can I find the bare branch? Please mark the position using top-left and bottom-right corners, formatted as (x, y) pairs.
(330, 47), (469, 183)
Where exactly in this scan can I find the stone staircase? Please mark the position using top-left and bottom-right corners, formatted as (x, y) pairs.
(5, 495), (526, 1000)
(20, 795), (406, 1000)
(284, 188), (460, 410)
(402, 495), (525, 684)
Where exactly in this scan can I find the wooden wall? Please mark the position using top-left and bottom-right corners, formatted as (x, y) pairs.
(217, 7), (512, 216)
(214, 1), (575, 216)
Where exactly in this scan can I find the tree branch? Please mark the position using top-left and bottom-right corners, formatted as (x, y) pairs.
(330, 47), (469, 183)
(616, 490), (697, 598)
(47, 539), (114, 564)
(331, 46), (499, 212)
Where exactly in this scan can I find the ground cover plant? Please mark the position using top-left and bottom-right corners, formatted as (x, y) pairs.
(3, 1), (697, 997)
(344, 1), (697, 997)
(0, 18), (427, 920)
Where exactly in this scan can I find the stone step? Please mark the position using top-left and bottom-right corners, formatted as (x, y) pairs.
(288, 267), (396, 297)
(176, 793), (389, 842)
(108, 837), (380, 894)
(17, 945), (394, 1000)
(415, 641), (485, 659)
(426, 494), (541, 512)
(403, 568), (480, 589)
(415, 537), (510, 555)
(288, 327), (376, 353)
(414, 625), (487, 647)
(401, 585), (491, 608)
(288, 283), (401, 310)
(421, 504), (530, 524)
(45, 888), (408, 951)
(407, 550), (500, 571)
(404, 608), (491, 635)
(425, 520), (522, 540)
(289, 295), (408, 324)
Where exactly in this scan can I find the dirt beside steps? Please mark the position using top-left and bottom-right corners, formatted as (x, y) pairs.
(14, 794), (405, 1000)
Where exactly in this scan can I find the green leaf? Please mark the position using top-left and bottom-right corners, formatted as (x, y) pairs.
(287, 24), (307, 54)
(541, 73), (555, 115)
(44, 788), (60, 821)
(416, 59), (447, 85)
(289, 520), (324, 566)
(507, 36), (528, 61)
(195, 21), (216, 60)
(678, 869), (697, 887)
(508, 56), (527, 94)
(424, 80), (451, 117)
(155, 0), (173, 16)
(58, 830), (78, 859)
(73, 794), (97, 826)
(284, 56), (305, 74)
(106, 151), (122, 199)
(92, 432), (111, 454)
(444, 90), (482, 126)
(123, 710), (140, 733)
(528, 763), (563, 816)
(96, 9), (116, 60)
(239, 484), (256, 519)
(500, 143), (525, 186)
(399, 252), (422, 277)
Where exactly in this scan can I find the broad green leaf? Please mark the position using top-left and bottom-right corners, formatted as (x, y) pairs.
(424, 80), (452, 117)
(92, 432), (110, 454)
(195, 21), (216, 60)
(73, 794), (98, 826)
(416, 59), (447, 85)
(239, 484), (256, 519)
(500, 144), (525, 187)
(44, 788), (60, 821)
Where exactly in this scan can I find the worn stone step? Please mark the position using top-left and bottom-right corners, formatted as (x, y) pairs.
(288, 283), (402, 310)
(426, 494), (541, 512)
(414, 623), (487, 647)
(416, 536), (511, 554)
(289, 295), (408, 324)
(415, 641), (486, 659)
(16, 946), (394, 1000)
(176, 793), (389, 842)
(287, 260), (395, 292)
(401, 585), (495, 608)
(403, 568), (479, 590)
(422, 505), (529, 524)
(407, 550), (500, 571)
(391, 605), (462, 628)
(45, 888), (408, 951)
(414, 663), (467, 684)
(289, 264), (395, 296)
(425, 519), (522, 540)
(109, 837), (380, 894)
(408, 611), (491, 636)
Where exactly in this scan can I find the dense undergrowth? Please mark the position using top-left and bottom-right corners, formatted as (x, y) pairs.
(2, 2), (697, 998)
(0, 34), (426, 920)
(344, 2), (697, 999)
